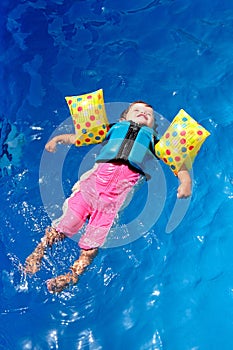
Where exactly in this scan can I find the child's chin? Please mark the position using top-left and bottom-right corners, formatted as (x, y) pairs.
(135, 117), (147, 124)
(138, 120), (148, 126)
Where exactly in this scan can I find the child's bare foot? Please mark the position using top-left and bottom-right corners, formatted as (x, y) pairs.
(47, 272), (78, 293)
(46, 249), (98, 293)
(24, 257), (41, 274)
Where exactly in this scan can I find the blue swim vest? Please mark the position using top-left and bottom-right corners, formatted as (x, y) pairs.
(96, 121), (158, 176)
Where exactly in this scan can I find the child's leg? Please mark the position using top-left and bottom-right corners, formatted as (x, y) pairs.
(46, 248), (98, 293)
(24, 227), (65, 274)
(24, 191), (91, 275)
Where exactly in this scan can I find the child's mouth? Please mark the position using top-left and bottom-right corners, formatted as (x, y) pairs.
(137, 114), (148, 121)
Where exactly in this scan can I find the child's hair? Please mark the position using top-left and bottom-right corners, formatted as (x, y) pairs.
(120, 100), (158, 135)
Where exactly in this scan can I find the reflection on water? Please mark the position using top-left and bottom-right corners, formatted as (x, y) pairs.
(0, 118), (24, 177)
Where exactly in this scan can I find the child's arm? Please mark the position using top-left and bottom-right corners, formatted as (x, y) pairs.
(177, 164), (192, 199)
(45, 134), (76, 152)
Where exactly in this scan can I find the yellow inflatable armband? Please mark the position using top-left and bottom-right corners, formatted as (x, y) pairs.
(65, 88), (109, 146)
(155, 109), (210, 175)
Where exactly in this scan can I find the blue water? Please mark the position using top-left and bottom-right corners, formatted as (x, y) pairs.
(1, 0), (233, 349)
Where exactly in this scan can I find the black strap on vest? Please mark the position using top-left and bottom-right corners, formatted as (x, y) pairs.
(116, 122), (141, 160)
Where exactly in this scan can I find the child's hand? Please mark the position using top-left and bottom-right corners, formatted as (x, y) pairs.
(177, 166), (192, 199)
(177, 182), (192, 199)
(45, 139), (57, 152)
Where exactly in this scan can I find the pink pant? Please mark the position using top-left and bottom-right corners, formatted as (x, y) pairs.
(55, 162), (140, 249)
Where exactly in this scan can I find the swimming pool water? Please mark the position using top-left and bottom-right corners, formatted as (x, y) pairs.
(1, 0), (233, 349)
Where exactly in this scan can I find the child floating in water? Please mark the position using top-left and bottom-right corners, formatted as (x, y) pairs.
(24, 101), (192, 293)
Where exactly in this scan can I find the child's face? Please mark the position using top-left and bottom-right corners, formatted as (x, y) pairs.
(125, 103), (154, 128)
